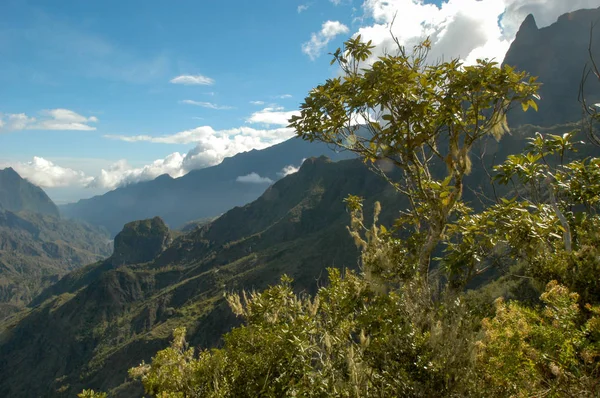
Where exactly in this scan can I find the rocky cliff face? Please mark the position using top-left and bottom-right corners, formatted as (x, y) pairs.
(111, 217), (172, 266)
(503, 7), (600, 127)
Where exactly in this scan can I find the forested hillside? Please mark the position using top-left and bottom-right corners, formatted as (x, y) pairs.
(1, 6), (599, 398)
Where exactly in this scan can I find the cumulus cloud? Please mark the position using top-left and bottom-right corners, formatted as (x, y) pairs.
(247, 107), (300, 126)
(0, 109), (98, 131)
(98, 123), (296, 189)
(36, 109), (98, 130)
(3, 157), (93, 188)
(170, 74), (214, 85)
(353, 0), (600, 66)
(87, 153), (186, 189)
(180, 100), (233, 110)
(236, 172), (274, 184)
(302, 20), (350, 60)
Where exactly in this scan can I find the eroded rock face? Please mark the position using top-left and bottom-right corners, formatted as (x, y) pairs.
(503, 7), (600, 127)
(111, 217), (171, 266)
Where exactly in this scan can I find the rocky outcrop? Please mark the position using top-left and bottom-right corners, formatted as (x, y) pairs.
(111, 217), (172, 266)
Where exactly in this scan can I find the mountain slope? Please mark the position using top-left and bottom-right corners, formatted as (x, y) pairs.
(60, 137), (353, 237)
(0, 157), (401, 397)
(0, 121), (587, 397)
(0, 167), (59, 217)
(0, 169), (113, 317)
(503, 7), (600, 127)
(0, 210), (113, 317)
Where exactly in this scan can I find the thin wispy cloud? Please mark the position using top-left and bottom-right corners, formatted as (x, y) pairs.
(180, 100), (233, 110)
(250, 100), (265, 105)
(298, 4), (310, 13)
(104, 125), (294, 145)
(0, 109), (98, 131)
(170, 74), (215, 85)
(274, 94), (293, 99)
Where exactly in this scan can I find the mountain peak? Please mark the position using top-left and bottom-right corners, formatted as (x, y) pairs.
(299, 156), (332, 172)
(518, 14), (538, 35)
(503, 7), (600, 127)
(0, 167), (60, 217)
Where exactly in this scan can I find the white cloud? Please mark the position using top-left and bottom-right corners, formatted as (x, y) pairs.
(1, 113), (36, 131)
(236, 172), (274, 184)
(0, 109), (98, 131)
(104, 125), (294, 145)
(275, 94), (293, 99)
(279, 164), (300, 177)
(87, 153), (186, 189)
(170, 74), (214, 85)
(298, 4), (310, 13)
(501, 0), (600, 40)
(250, 100), (265, 105)
(180, 100), (234, 110)
(302, 20), (350, 60)
(98, 123), (296, 188)
(247, 107), (300, 126)
(2, 157), (93, 188)
(353, 0), (600, 67)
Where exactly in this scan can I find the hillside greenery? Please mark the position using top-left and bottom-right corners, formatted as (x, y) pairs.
(122, 38), (600, 397)
(0, 209), (112, 318)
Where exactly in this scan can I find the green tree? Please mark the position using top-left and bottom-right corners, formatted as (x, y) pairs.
(289, 36), (539, 277)
(82, 35), (600, 398)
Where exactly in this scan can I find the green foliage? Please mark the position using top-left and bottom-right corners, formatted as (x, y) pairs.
(290, 36), (539, 276)
(77, 390), (107, 398)
(476, 281), (600, 397)
(131, 270), (480, 397)
(84, 36), (600, 398)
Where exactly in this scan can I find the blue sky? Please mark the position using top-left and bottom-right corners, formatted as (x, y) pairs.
(0, 0), (595, 203)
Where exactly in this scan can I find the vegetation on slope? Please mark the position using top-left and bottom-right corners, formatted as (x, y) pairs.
(123, 36), (600, 397)
(0, 157), (402, 397)
(0, 210), (112, 318)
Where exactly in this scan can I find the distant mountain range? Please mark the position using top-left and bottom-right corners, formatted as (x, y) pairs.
(503, 7), (600, 127)
(60, 138), (353, 237)
(0, 121), (584, 397)
(0, 156), (401, 397)
(0, 168), (113, 318)
(61, 7), (600, 238)
(1, 7), (600, 398)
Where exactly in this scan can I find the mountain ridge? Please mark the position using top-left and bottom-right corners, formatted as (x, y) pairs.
(60, 137), (353, 237)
